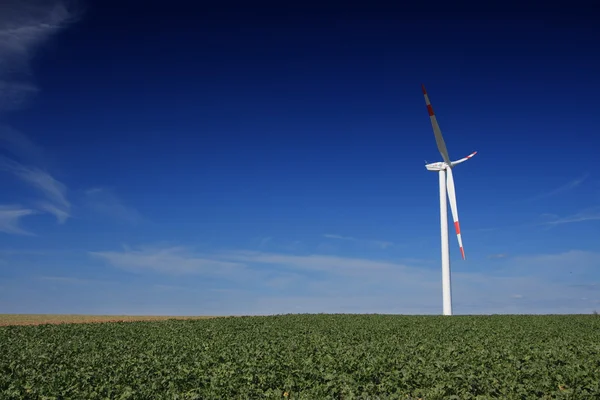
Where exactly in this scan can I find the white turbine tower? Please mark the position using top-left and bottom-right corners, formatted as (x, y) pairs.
(421, 84), (476, 316)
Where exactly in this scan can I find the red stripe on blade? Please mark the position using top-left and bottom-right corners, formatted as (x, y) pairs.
(454, 221), (461, 235)
(427, 104), (435, 116)
(460, 247), (465, 259)
(421, 84), (427, 94)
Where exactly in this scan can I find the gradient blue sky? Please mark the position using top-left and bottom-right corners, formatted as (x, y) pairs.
(1, 1), (599, 315)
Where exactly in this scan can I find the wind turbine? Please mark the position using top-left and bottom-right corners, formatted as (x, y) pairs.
(421, 84), (476, 316)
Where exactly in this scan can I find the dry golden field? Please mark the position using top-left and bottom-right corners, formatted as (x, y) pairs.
(0, 314), (216, 326)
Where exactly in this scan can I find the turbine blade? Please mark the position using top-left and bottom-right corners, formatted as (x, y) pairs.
(445, 167), (465, 260)
(450, 151), (477, 167)
(422, 84), (452, 166)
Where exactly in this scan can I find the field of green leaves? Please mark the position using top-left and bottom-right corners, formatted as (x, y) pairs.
(2, 314), (600, 399)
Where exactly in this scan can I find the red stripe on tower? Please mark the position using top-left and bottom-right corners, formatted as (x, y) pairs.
(427, 105), (435, 116)
(454, 221), (461, 235)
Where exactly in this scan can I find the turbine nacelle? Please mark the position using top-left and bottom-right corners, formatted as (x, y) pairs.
(425, 161), (448, 171)
(425, 151), (477, 171)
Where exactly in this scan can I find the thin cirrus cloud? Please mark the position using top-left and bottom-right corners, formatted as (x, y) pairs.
(488, 253), (507, 259)
(89, 245), (423, 283)
(0, 126), (46, 165)
(323, 233), (394, 249)
(522, 172), (590, 202)
(0, 156), (71, 223)
(539, 207), (600, 226)
(90, 246), (245, 276)
(473, 202), (600, 234)
(0, 204), (37, 235)
(0, 1), (78, 231)
(0, 0), (77, 112)
(218, 250), (408, 275)
(87, 244), (600, 314)
(84, 187), (143, 225)
(0, 132), (139, 232)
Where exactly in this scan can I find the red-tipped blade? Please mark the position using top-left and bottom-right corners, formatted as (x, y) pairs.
(446, 168), (465, 260)
(421, 85), (451, 166)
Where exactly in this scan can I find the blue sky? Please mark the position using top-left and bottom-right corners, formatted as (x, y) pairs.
(1, 1), (599, 315)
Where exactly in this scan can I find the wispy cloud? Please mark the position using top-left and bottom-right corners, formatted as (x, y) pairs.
(86, 244), (600, 314)
(219, 250), (408, 274)
(471, 204), (600, 234)
(35, 275), (107, 285)
(36, 201), (70, 223)
(258, 236), (272, 248)
(84, 187), (143, 225)
(0, 204), (37, 235)
(539, 207), (600, 226)
(323, 233), (394, 249)
(488, 253), (507, 259)
(323, 234), (355, 241)
(0, 156), (70, 222)
(0, 1), (77, 229)
(0, 126), (46, 165)
(0, 0), (77, 111)
(90, 245), (245, 276)
(93, 245), (414, 279)
(523, 172), (589, 202)
(569, 283), (599, 292)
(493, 250), (600, 279)
(464, 227), (498, 234)
(251, 237), (304, 252)
(90, 245), (429, 295)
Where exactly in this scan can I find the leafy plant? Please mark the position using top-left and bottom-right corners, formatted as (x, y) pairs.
(1, 314), (599, 399)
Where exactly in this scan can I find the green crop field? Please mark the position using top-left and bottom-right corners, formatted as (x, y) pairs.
(1, 314), (599, 399)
